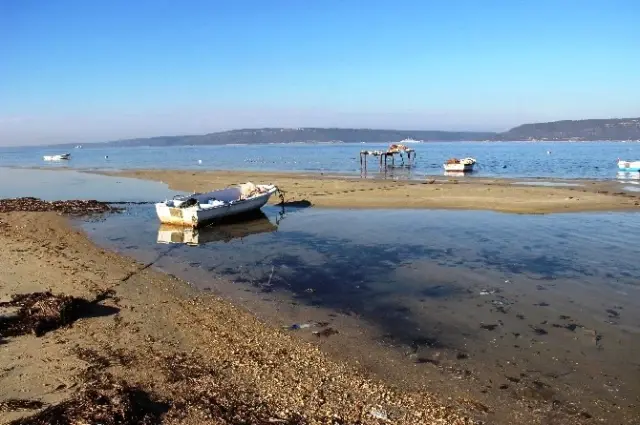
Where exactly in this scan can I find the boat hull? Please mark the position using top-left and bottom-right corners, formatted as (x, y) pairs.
(43, 154), (71, 161)
(155, 186), (276, 227)
(618, 160), (640, 172)
(443, 163), (474, 172)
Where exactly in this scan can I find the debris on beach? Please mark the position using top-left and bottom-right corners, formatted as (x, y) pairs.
(0, 292), (104, 340)
(284, 321), (330, 331)
(0, 399), (45, 413)
(288, 323), (313, 330)
(480, 324), (498, 331)
(369, 406), (390, 421)
(313, 327), (339, 338)
(8, 372), (168, 425)
(0, 197), (116, 215)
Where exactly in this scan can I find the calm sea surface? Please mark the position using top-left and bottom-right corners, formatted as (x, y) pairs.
(2, 141), (640, 179)
(82, 202), (640, 422)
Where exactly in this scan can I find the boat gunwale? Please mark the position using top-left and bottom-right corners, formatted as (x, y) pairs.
(159, 185), (277, 212)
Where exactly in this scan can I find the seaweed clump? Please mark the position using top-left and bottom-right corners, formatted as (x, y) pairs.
(0, 198), (116, 215)
(9, 373), (169, 425)
(0, 292), (104, 342)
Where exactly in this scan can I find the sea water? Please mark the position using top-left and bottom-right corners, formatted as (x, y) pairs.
(82, 203), (640, 421)
(1, 166), (638, 421)
(2, 140), (640, 179)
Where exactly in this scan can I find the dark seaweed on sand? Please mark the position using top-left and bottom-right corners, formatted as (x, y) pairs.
(0, 292), (81, 339)
(8, 373), (169, 425)
(0, 291), (118, 342)
(314, 327), (339, 338)
(0, 197), (117, 215)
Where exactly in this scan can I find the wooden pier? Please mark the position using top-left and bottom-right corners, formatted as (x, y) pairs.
(359, 144), (416, 172)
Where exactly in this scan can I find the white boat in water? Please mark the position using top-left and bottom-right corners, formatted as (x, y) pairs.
(43, 153), (71, 161)
(443, 157), (476, 172)
(618, 159), (640, 172)
(155, 182), (279, 227)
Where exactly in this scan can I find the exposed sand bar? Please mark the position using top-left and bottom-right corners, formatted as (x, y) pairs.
(103, 169), (640, 214)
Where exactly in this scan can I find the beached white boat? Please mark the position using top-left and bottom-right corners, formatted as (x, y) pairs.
(443, 157), (476, 172)
(155, 182), (278, 227)
(43, 153), (71, 161)
(617, 159), (640, 172)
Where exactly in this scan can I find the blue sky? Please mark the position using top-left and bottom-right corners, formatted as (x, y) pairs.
(1, 0), (639, 145)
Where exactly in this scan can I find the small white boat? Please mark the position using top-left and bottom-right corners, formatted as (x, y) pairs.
(43, 153), (71, 161)
(617, 159), (640, 172)
(443, 157), (476, 172)
(155, 182), (278, 227)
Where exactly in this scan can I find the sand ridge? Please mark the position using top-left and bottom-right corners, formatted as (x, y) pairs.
(101, 169), (640, 214)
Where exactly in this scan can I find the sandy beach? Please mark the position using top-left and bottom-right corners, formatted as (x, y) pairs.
(0, 207), (478, 425)
(103, 169), (640, 214)
(1, 171), (638, 424)
(4, 1), (639, 423)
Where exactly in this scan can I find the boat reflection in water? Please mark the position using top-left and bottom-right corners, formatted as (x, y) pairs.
(157, 210), (278, 246)
(443, 170), (470, 177)
(616, 171), (640, 181)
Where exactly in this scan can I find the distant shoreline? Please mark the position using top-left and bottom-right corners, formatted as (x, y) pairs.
(10, 138), (640, 150)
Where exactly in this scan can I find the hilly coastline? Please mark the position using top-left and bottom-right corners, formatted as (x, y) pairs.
(60, 117), (640, 147)
(497, 118), (640, 141)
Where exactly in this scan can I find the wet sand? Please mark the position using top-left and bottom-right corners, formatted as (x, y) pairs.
(102, 169), (640, 214)
(0, 210), (474, 425)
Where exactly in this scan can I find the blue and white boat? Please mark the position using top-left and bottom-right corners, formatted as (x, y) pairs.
(618, 159), (640, 172)
(155, 182), (278, 227)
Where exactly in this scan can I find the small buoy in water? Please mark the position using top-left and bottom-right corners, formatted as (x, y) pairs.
(198, 159), (202, 164)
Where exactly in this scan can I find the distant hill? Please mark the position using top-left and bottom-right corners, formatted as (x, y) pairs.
(54, 117), (640, 148)
(88, 128), (496, 147)
(497, 117), (640, 141)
